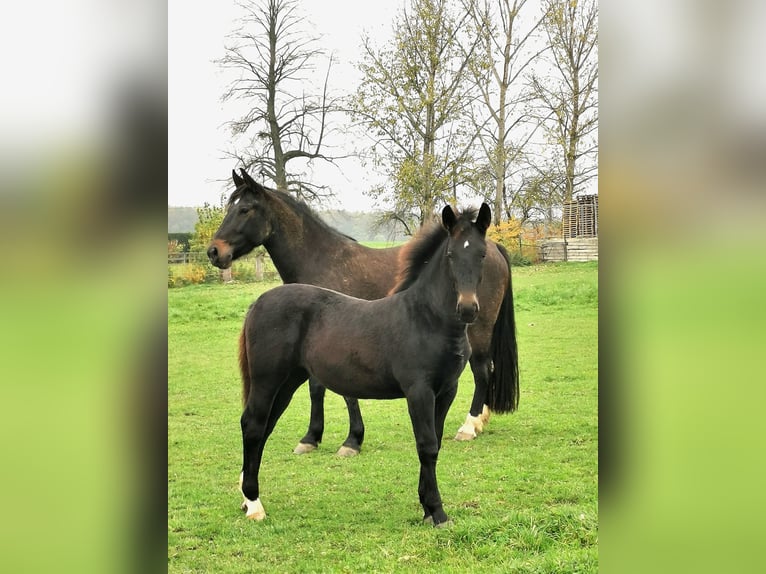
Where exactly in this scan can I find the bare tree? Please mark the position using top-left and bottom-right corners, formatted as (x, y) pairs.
(217, 0), (342, 200)
(464, 0), (549, 224)
(351, 0), (479, 230)
(529, 0), (598, 203)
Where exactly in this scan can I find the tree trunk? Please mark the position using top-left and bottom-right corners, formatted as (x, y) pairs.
(267, 8), (287, 191)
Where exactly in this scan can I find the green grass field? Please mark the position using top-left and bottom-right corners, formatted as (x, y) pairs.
(168, 261), (598, 573)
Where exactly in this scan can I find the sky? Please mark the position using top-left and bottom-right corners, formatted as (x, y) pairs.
(168, 0), (403, 211)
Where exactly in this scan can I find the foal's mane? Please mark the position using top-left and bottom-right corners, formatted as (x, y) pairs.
(389, 208), (478, 295)
(228, 182), (357, 242)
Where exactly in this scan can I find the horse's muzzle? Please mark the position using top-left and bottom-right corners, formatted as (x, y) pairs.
(456, 293), (480, 324)
(207, 240), (233, 269)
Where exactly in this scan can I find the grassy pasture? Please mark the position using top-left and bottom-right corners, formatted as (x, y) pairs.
(168, 261), (598, 573)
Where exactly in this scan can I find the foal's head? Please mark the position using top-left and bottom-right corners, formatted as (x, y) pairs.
(207, 169), (273, 269)
(392, 203), (491, 324)
(442, 203), (491, 323)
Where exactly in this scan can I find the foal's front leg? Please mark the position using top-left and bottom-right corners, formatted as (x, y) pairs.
(405, 385), (450, 527)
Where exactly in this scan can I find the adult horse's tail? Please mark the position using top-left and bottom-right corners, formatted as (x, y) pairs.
(239, 327), (251, 407)
(487, 244), (519, 414)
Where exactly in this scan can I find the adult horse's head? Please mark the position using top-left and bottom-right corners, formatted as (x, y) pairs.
(442, 202), (491, 324)
(207, 169), (273, 269)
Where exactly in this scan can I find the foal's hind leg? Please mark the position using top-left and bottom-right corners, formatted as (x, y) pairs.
(294, 377), (325, 454)
(242, 371), (307, 519)
(455, 353), (491, 441)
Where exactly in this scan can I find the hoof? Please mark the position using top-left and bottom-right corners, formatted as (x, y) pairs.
(454, 431), (476, 441)
(243, 497), (266, 521)
(424, 515), (453, 528)
(293, 442), (317, 454)
(336, 445), (360, 457)
(455, 412), (483, 441)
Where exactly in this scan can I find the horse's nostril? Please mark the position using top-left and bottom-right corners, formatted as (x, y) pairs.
(207, 246), (218, 259)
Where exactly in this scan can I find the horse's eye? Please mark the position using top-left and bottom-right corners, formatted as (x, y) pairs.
(239, 206), (249, 215)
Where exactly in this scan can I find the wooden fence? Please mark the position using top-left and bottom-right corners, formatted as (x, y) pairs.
(167, 251), (209, 265)
(563, 194), (598, 239)
(168, 250), (280, 284)
(541, 237), (598, 262)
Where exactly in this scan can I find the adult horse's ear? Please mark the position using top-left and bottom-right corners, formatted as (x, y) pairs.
(442, 205), (458, 231)
(476, 202), (492, 234)
(239, 169), (263, 195)
(240, 168), (254, 186)
(232, 169), (244, 187)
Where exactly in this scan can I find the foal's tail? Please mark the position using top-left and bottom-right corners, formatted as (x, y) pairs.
(487, 243), (519, 414)
(239, 327), (251, 407)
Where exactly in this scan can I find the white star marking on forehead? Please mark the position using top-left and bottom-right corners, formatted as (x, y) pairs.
(463, 240), (470, 248)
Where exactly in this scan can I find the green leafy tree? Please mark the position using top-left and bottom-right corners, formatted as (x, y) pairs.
(190, 202), (225, 252)
(352, 0), (479, 231)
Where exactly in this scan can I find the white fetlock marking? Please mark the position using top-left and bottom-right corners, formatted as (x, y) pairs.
(456, 413), (479, 438)
(243, 497), (266, 520)
(465, 412), (484, 434)
(239, 472), (266, 520)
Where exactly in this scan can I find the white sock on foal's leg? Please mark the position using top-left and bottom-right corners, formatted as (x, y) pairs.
(239, 471), (266, 520)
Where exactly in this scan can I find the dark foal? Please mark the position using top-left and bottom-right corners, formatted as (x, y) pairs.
(238, 204), (504, 526)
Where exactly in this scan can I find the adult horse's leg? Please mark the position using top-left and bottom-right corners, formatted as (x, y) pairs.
(455, 353), (491, 441)
(243, 372), (306, 519)
(435, 382), (459, 448)
(294, 377), (326, 454)
(405, 385), (450, 527)
(295, 380), (365, 456)
(336, 396), (365, 457)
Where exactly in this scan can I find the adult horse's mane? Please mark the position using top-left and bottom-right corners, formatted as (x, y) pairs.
(389, 207), (478, 295)
(228, 181), (357, 242)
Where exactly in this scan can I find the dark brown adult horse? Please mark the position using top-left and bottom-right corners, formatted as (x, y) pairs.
(208, 169), (519, 454)
(238, 204), (501, 526)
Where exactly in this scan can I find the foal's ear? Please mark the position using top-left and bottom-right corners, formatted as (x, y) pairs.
(232, 169), (244, 187)
(476, 202), (492, 234)
(442, 205), (458, 231)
